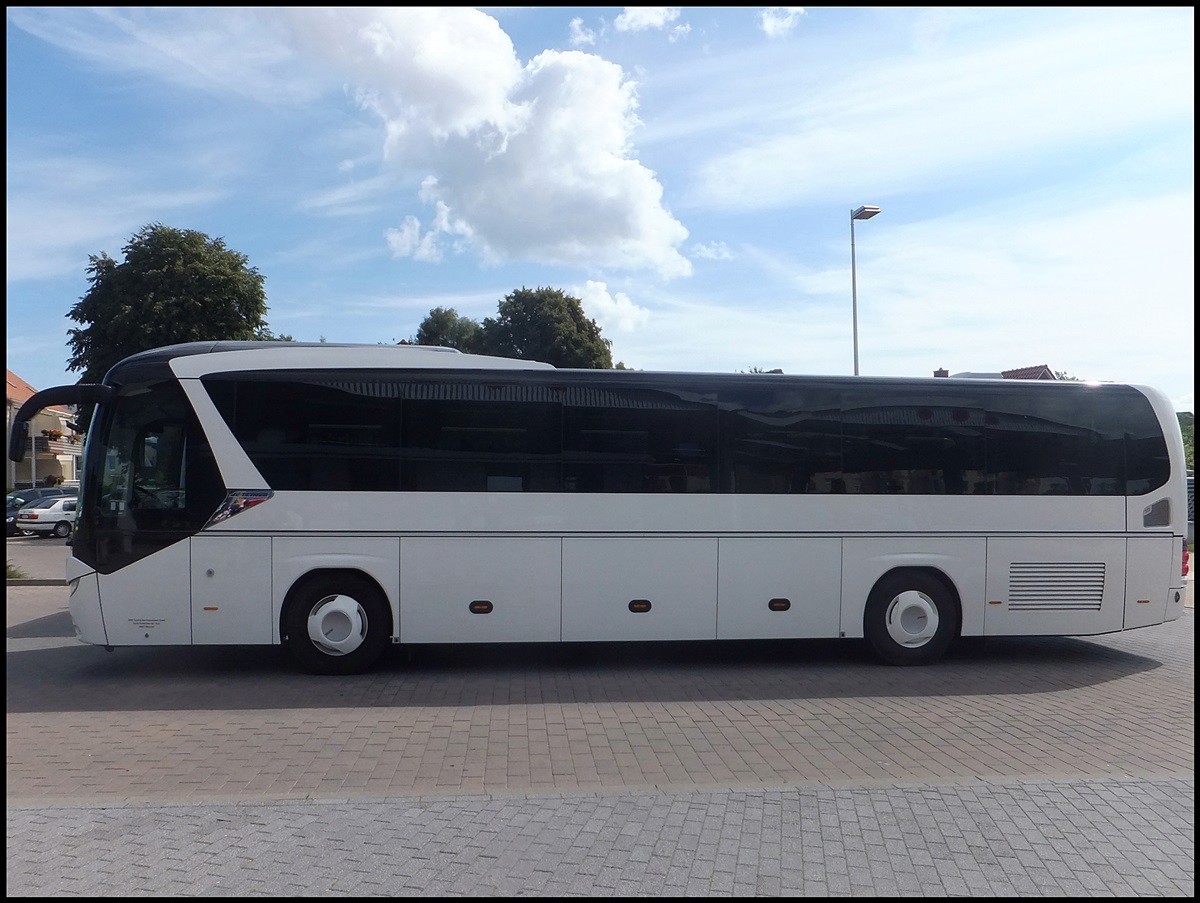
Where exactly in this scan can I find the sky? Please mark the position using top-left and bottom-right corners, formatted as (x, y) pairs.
(5, 7), (1195, 413)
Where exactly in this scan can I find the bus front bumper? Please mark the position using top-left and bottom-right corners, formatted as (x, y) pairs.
(67, 572), (109, 647)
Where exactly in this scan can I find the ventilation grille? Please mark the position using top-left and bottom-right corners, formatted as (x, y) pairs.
(1008, 562), (1106, 612)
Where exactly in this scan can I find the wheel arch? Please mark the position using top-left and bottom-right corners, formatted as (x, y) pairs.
(279, 567), (394, 642)
(270, 537), (401, 646)
(840, 538), (985, 639)
(864, 565), (963, 639)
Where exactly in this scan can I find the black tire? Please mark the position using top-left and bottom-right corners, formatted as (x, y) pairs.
(863, 571), (959, 666)
(53, 521), (72, 539)
(281, 573), (391, 675)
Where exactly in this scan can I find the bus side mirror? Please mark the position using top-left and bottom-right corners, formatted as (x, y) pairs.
(7, 421), (28, 464)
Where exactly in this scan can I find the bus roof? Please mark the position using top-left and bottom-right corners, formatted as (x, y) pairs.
(101, 341), (1162, 403)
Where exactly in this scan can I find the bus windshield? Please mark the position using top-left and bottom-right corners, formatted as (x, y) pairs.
(76, 379), (225, 573)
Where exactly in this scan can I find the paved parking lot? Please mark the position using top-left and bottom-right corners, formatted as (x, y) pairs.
(6, 535), (1195, 895)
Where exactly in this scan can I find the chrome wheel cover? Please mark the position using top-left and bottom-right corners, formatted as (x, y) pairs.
(884, 590), (939, 649)
(306, 593), (368, 657)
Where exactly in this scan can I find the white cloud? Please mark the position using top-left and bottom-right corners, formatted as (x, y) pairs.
(614, 8), (681, 32)
(385, 213), (453, 263)
(282, 8), (691, 278)
(576, 280), (652, 332)
(759, 8), (806, 39)
(569, 17), (596, 47)
(690, 241), (734, 261)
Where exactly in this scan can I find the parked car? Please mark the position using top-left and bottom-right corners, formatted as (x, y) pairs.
(6, 487), (74, 536)
(14, 496), (79, 538)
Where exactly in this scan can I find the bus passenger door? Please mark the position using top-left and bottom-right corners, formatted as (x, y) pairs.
(191, 536), (273, 644)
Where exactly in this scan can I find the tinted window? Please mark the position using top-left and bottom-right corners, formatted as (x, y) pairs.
(403, 383), (561, 492)
(206, 376), (404, 491)
(207, 375), (563, 492)
(717, 384), (842, 493)
(841, 384), (986, 495)
(563, 384), (717, 492)
(981, 386), (1128, 495)
(202, 373), (1169, 498)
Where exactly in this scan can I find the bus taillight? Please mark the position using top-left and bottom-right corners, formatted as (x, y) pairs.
(1183, 539), (1190, 578)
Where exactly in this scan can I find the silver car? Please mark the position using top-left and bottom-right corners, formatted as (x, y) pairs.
(14, 496), (78, 538)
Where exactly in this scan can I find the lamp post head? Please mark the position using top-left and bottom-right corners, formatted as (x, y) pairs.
(851, 205), (881, 221)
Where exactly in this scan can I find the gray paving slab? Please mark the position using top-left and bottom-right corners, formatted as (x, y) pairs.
(6, 779), (1194, 896)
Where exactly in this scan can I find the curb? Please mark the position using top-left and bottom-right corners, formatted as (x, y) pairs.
(6, 579), (67, 586)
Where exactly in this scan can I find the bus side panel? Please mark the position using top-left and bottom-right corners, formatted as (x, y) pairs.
(272, 537), (401, 645)
(1123, 536), (1175, 629)
(716, 538), (841, 639)
(562, 538), (717, 642)
(984, 538), (1125, 636)
(191, 536), (273, 644)
(96, 540), (193, 645)
(839, 538), (987, 639)
(400, 537), (562, 643)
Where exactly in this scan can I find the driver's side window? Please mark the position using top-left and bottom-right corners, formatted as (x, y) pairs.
(130, 425), (186, 511)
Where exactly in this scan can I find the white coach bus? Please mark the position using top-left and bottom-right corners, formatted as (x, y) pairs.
(8, 342), (1190, 675)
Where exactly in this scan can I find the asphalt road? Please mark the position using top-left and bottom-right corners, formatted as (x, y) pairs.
(6, 534), (1195, 896)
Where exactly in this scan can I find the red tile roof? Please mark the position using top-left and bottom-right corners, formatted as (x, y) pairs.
(1001, 364), (1056, 380)
(6, 369), (38, 407)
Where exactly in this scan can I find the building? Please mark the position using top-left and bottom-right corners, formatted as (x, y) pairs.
(5, 370), (81, 490)
(932, 364), (1057, 380)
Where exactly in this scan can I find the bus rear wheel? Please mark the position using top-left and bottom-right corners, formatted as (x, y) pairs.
(864, 571), (959, 666)
(282, 574), (391, 675)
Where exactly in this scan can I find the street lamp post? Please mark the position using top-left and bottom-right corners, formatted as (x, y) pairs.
(850, 204), (880, 376)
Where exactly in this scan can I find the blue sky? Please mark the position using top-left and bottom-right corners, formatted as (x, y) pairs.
(6, 7), (1195, 412)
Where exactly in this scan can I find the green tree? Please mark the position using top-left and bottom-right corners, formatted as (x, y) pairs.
(414, 286), (613, 369)
(66, 223), (289, 385)
(415, 306), (483, 352)
(480, 287), (612, 368)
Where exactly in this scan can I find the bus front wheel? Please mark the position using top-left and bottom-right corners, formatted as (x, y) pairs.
(282, 574), (391, 675)
(863, 571), (959, 666)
